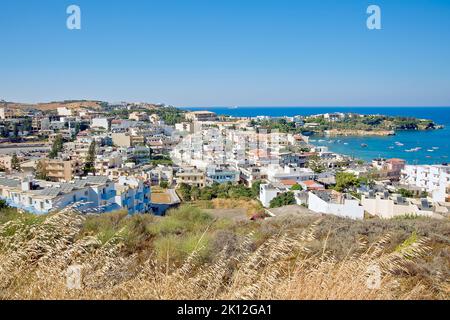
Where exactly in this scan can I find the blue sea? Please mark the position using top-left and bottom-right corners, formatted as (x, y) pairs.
(180, 107), (450, 165)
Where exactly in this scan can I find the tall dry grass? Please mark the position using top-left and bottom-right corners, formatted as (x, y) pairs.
(0, 207), (447, 300)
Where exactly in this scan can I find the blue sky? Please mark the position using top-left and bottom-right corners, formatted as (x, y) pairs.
(1, 0), (450, 107)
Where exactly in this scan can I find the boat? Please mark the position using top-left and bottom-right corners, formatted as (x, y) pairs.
(427, 149), (435, 152)
(432, 147), (439, 150)
(395, 142), (404, 146)
(343, 143), (349, 145)
(388, 146), (395, 149)
(361, 143), (368, 148)
(405, 147), (422, 153)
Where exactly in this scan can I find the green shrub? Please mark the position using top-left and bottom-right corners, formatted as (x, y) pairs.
(269, 192), (296, 208)
(149, 206), (213, 236)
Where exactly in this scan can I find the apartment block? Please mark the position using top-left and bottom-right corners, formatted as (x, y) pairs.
(185, 111), (217, 122)
(0, 176), (117, 214)
(401, 165), (450, 202)
(175, 167), (206, 188)
(113, 176), (152, 214)
(112, 132), (145, 147)
(43, 159), (83, 182)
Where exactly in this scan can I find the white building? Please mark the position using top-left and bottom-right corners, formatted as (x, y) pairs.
(308, 190), (364, 220)
(175, 122), (195, 133)
(260, 183), (289, 208)
(114, 176), (152, 214)
(401, 165), (450, 202)
(267, 164), (316, 184)
(361, 192), (439, 219)
(57, 107), (73, 117)
(91, 118), (110, 130)
(0, 176), (117, 214)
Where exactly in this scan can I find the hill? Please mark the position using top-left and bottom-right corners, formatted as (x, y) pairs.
(0, 100), (106, 112)
(0, 205), (448, 300)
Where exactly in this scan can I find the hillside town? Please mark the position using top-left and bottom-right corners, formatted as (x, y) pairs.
(0, 101), (449, 220)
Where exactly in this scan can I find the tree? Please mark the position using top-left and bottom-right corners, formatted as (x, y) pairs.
(269, 192), (296, 208)
(49, 134), (64, 159)
(334, 172), (360, 192)
(35, 160), (48, 180)
(159, 181), (169, 189)
(398, 188), (414, 198)
(12, 123), (19, 139)
(0, 199), (9, 209)
(178, 183), (192, 201)
(83, 141), (97, 175)
(251, 180), (263, 198)
(307, 155), (326, 174)
(11, 153), (21, 171)
(191, 186), (201, 201)
(291, 184), (303, 191)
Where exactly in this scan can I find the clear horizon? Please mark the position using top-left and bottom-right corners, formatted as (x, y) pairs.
(1, 0), (450, 106)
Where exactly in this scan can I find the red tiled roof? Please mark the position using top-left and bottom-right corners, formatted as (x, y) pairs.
(280, 179), (297, 186)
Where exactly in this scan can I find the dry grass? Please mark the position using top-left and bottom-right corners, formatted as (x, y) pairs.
(196, 198), (263, 216)
(1, 206), (447, 300)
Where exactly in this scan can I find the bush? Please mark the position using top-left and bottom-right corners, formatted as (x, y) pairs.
(398, 188), (414, 198)
(149, 206), (213, 236)
(291, 184), (303, 191)
(159, 181), (169, 189)
(269, 192), (296, 208)
(0, 200), (10, 210)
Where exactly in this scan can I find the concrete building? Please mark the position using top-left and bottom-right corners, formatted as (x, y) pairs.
(175, 167), (206, 188)
(43, 159), (83, 182)
(150, 165), (174, 186)
(94, 153), (123, 176)
(308, 190), (364, 220)
(279, 152), (309, 167)
(91, 118), (110, 130)
(267, 164), (316, 184)
(175, 122), (195, 133)
(129, 112), (149, 122)
(259, 183), (290, 208)
(57, 107), (73, 117)
(185, 111), (217, 122)
(401, 165), (450, 202)
(239, 164), (268, 187)
(0, 176), (117, 214)
(112, 132), (145, 147)
(206, 166), (240, 184)
(361, 191), (439, 219)
(113, 176), (152, 215)
(372, 158), (406, 181)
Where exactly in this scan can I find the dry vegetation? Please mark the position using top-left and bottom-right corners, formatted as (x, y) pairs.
(194, 198), (264, 217)
(0, 205), (448, 300)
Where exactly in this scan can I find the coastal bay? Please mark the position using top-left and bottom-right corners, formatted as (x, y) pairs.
(180, 107), (450, 164)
